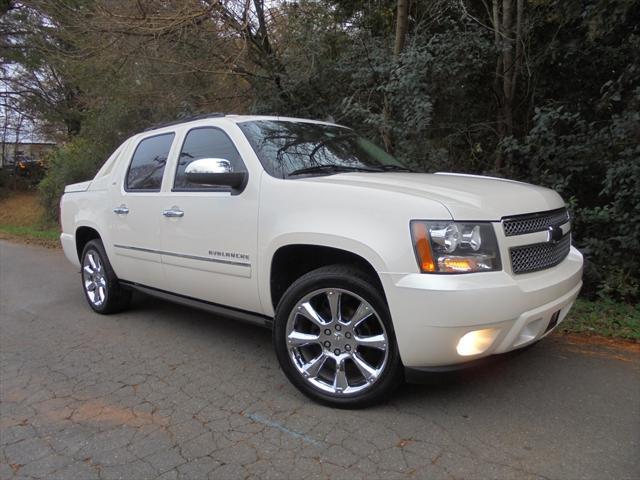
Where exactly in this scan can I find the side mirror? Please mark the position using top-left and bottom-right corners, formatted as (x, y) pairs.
(185, 158), (247, 190)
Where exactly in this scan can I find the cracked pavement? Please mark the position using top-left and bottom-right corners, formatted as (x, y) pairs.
(1, 240), (639, 479)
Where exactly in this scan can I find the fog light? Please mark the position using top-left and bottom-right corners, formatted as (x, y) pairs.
(456, 328), (499, 356)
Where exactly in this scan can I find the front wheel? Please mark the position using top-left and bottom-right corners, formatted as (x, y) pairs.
(81, 239), (131, 314)
(273, 265), (403, 408)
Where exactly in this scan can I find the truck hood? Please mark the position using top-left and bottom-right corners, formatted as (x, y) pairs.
(307, 172), (564, 220)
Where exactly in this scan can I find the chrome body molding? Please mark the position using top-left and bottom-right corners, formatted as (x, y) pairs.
(113, 244), (251, 267)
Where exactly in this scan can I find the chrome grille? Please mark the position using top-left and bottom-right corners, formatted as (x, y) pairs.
(503, 208), (570, 237)
(510, 234), (571, 274)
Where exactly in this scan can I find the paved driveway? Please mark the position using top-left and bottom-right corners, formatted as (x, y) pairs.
(1, 240), (639, 479)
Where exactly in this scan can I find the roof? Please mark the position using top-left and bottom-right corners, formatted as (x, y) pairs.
(226, 114), (340, 127)
(142, 113), (342, 133)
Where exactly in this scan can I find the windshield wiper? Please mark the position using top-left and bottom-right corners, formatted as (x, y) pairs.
(288, 165), (382, 177)
(377, 165), (415, 172)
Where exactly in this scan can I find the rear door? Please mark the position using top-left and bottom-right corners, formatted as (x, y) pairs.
(108, 132), (176, 290)
(158, 125), (261, 313)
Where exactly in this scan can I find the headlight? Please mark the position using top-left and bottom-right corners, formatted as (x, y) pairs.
(410, 221), (501, 273)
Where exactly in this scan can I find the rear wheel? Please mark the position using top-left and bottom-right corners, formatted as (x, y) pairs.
(273, 265), (403, 408)
(81, 239), (131, 314)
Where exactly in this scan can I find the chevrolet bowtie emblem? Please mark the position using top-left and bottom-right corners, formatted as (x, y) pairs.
(547, 224), (563, 243)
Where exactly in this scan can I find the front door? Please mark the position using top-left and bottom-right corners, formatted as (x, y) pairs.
(158, 126), (261, 313)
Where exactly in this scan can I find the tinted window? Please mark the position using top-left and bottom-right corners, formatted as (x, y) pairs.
(174, 127), (245, 190)
(126, 133), (174, 191)
(238, 120), (407, 178)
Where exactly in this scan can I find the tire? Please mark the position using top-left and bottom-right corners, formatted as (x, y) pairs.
(273, 265), (403, 408)
(80, 239), (131, 314)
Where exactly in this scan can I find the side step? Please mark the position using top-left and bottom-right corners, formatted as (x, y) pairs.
(121, 281), (273, 329)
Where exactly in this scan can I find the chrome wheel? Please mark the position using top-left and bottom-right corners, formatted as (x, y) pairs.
(286, 288), (389, 395)
(82, 250), (107, 307)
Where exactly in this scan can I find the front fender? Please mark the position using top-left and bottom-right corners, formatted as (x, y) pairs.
(257, 174), (453, 316)
(259, 233), (389, 317)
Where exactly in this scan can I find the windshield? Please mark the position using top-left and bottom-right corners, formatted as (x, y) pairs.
(238, 120), (409, 178)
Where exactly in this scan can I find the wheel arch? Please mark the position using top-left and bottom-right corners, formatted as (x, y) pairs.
(267, 239), (387, 313)
(75, 225), (102, 261)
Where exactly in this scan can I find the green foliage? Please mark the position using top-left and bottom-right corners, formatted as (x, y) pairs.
(339, 9), (494, 171)
(0, 224), (59, 241)
(0, 166), (36, 195)
(39, 138), (108, 223)
(500, 7), (640, 301)
(0, 168), (9, 199)
(5, 0), (639, 303)
(503, 102), (640, 301)
(249, 1), (350, 118)
(563, 298), (640, 340)
(252, 1), (494, 171)
(252, 0), (640, 302)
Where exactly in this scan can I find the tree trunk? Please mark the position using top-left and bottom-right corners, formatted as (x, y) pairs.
(492, 0), (504, 170)
(492, 0), (524, 171)
(394, 0), (409, 57)
(512, 0), (523, 118)
(1, 109), (9, 168)
(501, 0), (514, 138)
(382, 0), (410, 153)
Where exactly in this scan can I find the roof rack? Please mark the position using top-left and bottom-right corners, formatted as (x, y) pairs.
(143, 112), (226, 131)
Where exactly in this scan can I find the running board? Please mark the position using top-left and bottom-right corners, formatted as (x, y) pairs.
(120, 281), (273, 329)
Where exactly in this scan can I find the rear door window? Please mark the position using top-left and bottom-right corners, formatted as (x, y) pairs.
(125, 133), (175, 191)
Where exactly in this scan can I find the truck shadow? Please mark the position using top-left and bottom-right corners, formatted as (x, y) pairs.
(126, 291), (631, 411)
(128, 291), (272, 341)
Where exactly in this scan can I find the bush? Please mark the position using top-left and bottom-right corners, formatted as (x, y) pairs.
(502, 93), (640, 302)
(563, 298), (640, 341)
(0, 168), (9, 199)
(39, 138), (108, 223)
(0, 166), (36, 196)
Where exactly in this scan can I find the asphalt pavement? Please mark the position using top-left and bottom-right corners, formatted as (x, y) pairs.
(1, 240), (639, 479)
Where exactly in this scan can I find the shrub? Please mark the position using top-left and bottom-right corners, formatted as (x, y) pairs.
(502, 94), (640, 302)
(0, 168), (9, 199)
(39, 138), (108, 223)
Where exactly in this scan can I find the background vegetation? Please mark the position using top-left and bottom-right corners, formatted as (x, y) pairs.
(1, 0), (638, 303)
(0, 191), (58, 246)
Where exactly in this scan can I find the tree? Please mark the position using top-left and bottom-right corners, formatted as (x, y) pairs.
(394, 0), (410, 56)
(1, 0), (637, 301)
(485, 0), (525, 170)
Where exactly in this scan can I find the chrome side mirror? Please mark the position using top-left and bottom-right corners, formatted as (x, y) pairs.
(185, 158), (233, 175)
(185, 158), (247, 191)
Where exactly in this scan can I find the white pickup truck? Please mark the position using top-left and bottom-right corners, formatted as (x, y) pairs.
(60, 114), (583, 407)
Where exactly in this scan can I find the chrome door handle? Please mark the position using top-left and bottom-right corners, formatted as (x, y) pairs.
(162, 208), (184, 218)
(113, 206), (129, 215)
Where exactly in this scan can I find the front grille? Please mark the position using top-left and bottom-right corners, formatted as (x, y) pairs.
(503, 208), (570, 237)
(510, 234), (571, 274)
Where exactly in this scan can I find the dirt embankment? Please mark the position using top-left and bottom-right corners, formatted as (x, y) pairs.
(0, 192), (60, 248)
